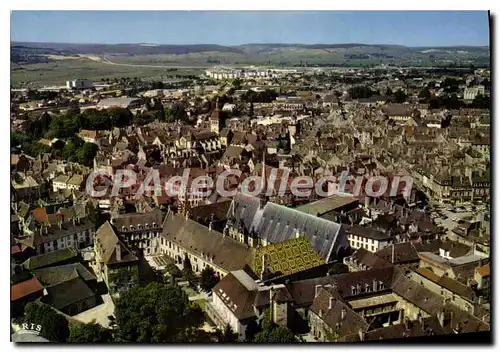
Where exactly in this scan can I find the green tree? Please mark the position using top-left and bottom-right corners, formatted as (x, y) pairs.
(182, 254), (198, 286)
(394, 89), (407, 103)
(76, 142), (98, 166)
(217, 323), (238, 342)
(429, 94), (440, 109)
(182, 254), (193, 276)
(24, 302), (70, 342)
(199, 266), (220, 292)
(231, 78), (242, 90)
(68, 321), (113, 343)
(253, 323), (297, 343)
(348, 85), (373, 99)
(419, 86), (431, 100)
(166, 263), (182, 279)
(442, 77), (460, 93)
(12, 131), (29, 148)
(163, 107), (174, 122)
(114, 282), (204, 342)
(109, 108), (133, 127)
(471, 94), (490, 109)
(40, 112), (52, 135)
(62, 141), (79, 161)
(86, 201), (108, 229)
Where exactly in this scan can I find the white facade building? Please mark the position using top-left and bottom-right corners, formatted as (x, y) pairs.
(66, 79), (93, 90)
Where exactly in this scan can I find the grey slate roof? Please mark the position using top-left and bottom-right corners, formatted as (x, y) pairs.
(161, 211), (252, 272)
(227, 193), (346, 261)
(42, 277), (96, 312)
(32, 263), (96, 286)
(23, 248), (78, 270)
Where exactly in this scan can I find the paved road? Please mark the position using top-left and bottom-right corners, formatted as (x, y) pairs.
(432, 205), (487, 238)
(188, 292), (209, 302)
(87, 56), (211, 69)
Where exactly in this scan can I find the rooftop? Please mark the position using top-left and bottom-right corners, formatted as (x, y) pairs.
(11, 276), (44, 301)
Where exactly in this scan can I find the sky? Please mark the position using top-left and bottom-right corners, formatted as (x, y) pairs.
(11, 11), (490, 47)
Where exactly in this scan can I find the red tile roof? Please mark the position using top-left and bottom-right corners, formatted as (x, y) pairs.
(33, 207), (49, 225)
(11, 244), (21, 255)
(11, 277), (44, 301)
(476, 264), (490, 277)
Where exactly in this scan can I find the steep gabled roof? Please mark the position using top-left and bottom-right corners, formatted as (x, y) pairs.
(310, 286), (368, 339)
(95, 221), (138, 265)
(227, 193), (346, 261)
(23, 248), (79, 270)
(11, 276), (44, 301)
(162, 211), (252, 272)
(212, 271), (258, 321)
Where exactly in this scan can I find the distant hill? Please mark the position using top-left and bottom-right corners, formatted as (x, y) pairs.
(10, 41), (490, 67)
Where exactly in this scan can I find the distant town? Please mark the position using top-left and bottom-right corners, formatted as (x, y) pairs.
(11, 56), (491, 342)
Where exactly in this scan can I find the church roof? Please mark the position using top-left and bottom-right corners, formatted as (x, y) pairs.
(227, 193), (346, 261)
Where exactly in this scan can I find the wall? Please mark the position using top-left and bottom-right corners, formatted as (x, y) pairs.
(159, 238), (227, 278)
(409, 271), (475, 314)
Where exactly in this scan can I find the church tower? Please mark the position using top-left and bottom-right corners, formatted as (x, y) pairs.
(210, 97), (220, 135)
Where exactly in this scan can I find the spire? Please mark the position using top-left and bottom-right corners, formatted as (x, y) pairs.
(261, 150), (266, 195)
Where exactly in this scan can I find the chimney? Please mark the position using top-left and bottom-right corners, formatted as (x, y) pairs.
(373, 279), (378, 292)
(260, 254), (268, 281)
(358, 328), (365, 342)
(329, 296), (335, 310)
(260, 196), (267, 210)
(115, 244), (121, 261)
(341, 308), (346, 320)
(391, 243), (395, 264)
(209, 213), (214, 232)
(269, 287), (274, 320)
(315, 284), (322, 298)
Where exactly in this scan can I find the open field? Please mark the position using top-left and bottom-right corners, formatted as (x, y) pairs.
(10, 58), (203, 87)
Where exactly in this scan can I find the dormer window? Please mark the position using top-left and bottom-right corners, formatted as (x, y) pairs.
(145, 223), (149, 228)
(351, 286), (356, 295)
(122, 226), (126, 231)
(130, 225), (135, 231)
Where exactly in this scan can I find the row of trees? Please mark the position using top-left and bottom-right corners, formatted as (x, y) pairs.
(419, 87), (490, 110)
(348, 85), (407, 103)
(240, 89), (279, 104)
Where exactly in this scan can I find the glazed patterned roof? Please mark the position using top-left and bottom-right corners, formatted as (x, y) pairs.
(252, 236), (325, 278)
